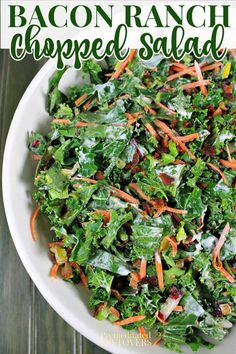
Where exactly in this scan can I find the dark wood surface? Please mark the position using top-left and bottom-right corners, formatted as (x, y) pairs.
(0, 50), (109, 354)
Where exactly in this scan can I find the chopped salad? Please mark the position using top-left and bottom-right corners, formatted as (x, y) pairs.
(29, 50), (236, 352)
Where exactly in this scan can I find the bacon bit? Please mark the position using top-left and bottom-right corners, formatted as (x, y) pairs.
(52, 118), (71, 124)
(182, 80), (210, 91)
(48, 241), (64, 248)
(130, 272), (141, 289)
(109, 306), (120, 318)
(83, 98), (92, 110)
(129, 182), (151, 203)
(111, 289), (125, 302)
(194, 60), (208, 96)
(143, 202), (152, 216)
(155, 120), (196, 160)
(50, 262), (59, 278)
(152, 336), (163, 346)
(138, 326), (149, 340)
(156, 102), (175, 115)
(30, 206), (40, 241)
(32, 154), (42, 161)
(207, 162), (229, 185)
(145, 122), (160, 140)
(201, 62), (223, 72)
(159, 173), (175, 185)
(70, 262), (79, 269)
(95, 170), (105, 180)
(174, 305), (183, 312)
(75, 121), (96, 127)
(75, 93), (88, 106)
(140, 258), (147, 280)
(212, 223), (235, 283)
(155, 250), (164, 290)
(79, 268), (88, 287)
(201, 145), (216, 156)
(220, 159), (236, 170)
(114, 315), (146, 326)
(165, 236), (178, 257)
(95, 210), (110, 226)
(61, 262), (73, 279)
(110, 49), (136, 79)
(175, 132), (199, 143)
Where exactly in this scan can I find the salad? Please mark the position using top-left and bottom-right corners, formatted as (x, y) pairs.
(29, 50), (236, 352)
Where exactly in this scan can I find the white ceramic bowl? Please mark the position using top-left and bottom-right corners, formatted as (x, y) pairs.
(2, 59), (235, 354)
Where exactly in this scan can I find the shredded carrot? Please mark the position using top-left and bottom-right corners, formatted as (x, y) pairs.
(77, 177), (139, 204)
(111, 289), (125, 302)
(75, 121), (96, 127)
(201, 62), (223, 72)
(207, 162), (228, 185)
(109, 306), (120, 318)
(110, 49), (136, 79)
(173, 159), (187, 165)
(152, 336), (163, 346)
(194, 60), (208, 96)
(156, 102), (175, 115)
(155, 120), (196, 160)
(75, 93), (88, 106)
(145, 122), (160, 140)
(155, 250), (164, 290)
(145, 106), (157, 115)
(114, 315), (146, 326)
(212, 223), (235, 283)
(167, 67), (197, 82)
(95, 210), (110, 225)
(140, 258), (147, 280)
(79, 268), (88, 287)
(83, 98), (92, 110)
(30, 206), (40, 241)
(50, 262), (59, 278)
(164, 206), (188, 215)
(129, 182), (151, 203)
(165, 236), (178, 257)
(52, 118), (71, 124)
(220, 159), (236, 170)
(138, 326), (149, 340)
(182, 80), (210, 91)
(174, 305), (183, 312)
(110, 185), (139, 204)
(78, 177), (97, 184)
(175, 132), (199, 143)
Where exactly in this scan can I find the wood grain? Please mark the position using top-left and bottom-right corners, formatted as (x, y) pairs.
(0, 50), (110, 354)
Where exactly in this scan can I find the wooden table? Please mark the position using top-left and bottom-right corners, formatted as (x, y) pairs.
(0, 50), (110, 354)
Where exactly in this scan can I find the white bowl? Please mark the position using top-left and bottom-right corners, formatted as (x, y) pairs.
(2, 59), (235, 354)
